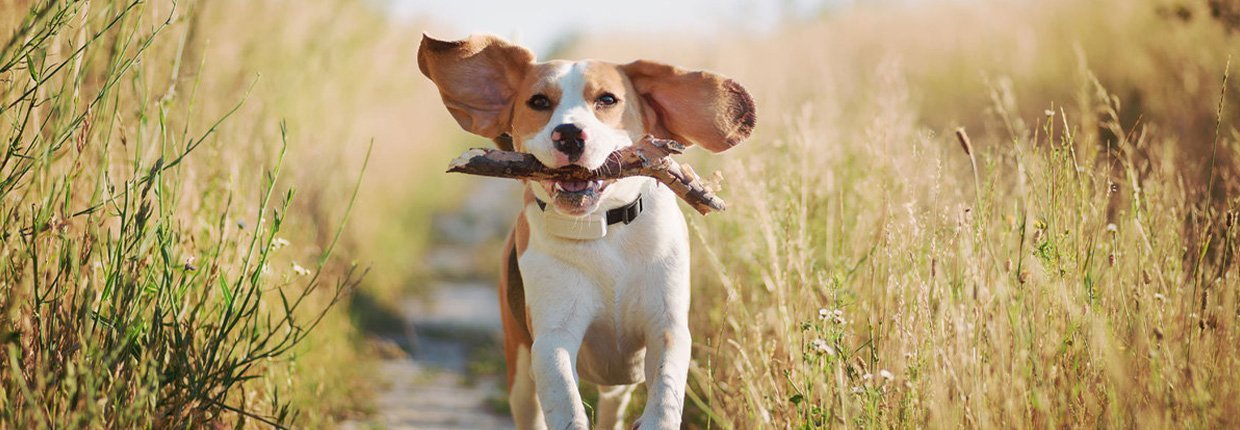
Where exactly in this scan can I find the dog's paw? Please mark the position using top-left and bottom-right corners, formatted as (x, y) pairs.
(631, 414), (679, 430)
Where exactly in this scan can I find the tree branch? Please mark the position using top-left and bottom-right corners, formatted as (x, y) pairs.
(446, 136), (725, 215)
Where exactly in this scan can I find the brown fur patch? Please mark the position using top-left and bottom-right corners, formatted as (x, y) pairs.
(620, 60), (758, 152)
(499, 208), (533, 388)
(722, 79), (757, 146)
(417, 34), (535, 142)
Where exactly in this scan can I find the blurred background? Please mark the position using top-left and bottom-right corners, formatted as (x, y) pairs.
(2, 0), (1238, 428)
(392, 0), (840, 54)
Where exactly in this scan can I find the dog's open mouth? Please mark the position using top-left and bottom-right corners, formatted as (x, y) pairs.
(540, 179), (612, 215)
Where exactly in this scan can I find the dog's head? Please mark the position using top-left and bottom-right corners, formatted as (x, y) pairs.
(418, 34), (756, 216)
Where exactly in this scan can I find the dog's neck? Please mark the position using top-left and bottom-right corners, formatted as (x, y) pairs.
(525, 177), (659, 240)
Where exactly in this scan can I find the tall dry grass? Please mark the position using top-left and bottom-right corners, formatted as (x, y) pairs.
(556, 0), (1239, 427)
(0, 0), (451, 427)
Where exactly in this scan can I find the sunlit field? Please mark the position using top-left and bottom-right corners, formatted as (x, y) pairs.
(0, 0), (445, 427)
(2, 0), (1238, 428)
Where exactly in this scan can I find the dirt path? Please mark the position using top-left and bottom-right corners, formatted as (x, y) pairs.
(344, 178), (520, 430)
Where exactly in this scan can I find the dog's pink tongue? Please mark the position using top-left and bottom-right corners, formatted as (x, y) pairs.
(559, 181), (589, 192)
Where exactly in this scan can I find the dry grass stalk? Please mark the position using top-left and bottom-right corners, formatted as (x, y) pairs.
(956, 127), (983, 205)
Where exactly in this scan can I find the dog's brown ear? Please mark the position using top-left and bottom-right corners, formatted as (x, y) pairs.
(418, 34), (535, 144)
(621, 60), (757, 152)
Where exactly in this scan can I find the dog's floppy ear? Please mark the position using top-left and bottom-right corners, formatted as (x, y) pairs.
(418, 34), (535, 146)
(621, 60), (757, 152)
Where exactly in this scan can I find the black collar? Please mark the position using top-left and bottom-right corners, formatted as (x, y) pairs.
(535, 194), (644, 225)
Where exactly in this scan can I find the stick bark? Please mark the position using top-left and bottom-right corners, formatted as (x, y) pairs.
(446, 136), (725, 215)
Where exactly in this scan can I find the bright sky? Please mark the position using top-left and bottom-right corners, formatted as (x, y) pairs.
(388, 0), (843, 56)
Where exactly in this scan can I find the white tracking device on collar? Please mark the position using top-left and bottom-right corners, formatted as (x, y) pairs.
(541, 208), (608, 240)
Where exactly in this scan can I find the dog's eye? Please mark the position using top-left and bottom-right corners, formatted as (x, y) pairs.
(595, 93), (619, 108)
(526, 94), (552, 111)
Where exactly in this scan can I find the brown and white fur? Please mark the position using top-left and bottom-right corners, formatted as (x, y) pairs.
(418, 34), (756, 430)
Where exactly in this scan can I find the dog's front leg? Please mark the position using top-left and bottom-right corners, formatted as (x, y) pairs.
(531, 329), (588, 429)
(522, 252), (598, 429)
(633, 267), (692, 430)
(635, 322), (691, 430)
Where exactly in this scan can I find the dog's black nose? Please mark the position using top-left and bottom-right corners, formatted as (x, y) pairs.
(551, 123), (585, 162)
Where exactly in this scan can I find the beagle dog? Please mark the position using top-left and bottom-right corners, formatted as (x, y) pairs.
(418, 34), (756, 430)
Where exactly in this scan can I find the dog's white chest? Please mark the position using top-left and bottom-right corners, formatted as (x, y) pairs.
(515, 181), (694, 421)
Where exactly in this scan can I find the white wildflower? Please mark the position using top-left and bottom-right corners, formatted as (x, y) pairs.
(811, 338), (835, 356)
(879, 369), (894, 381)
(1105, 223), (1118, 234)
(818, 308), (830, 319)
(272, 237), (290, 249)
(291, 262), (311, 276)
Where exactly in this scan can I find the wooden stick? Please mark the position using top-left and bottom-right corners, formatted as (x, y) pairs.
(446, 136), (726, 215)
